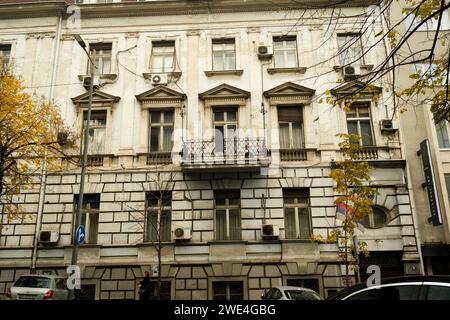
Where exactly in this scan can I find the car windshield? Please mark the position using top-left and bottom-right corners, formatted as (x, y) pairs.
(285, 290), (320, 300)
(14, 276), (51, 288)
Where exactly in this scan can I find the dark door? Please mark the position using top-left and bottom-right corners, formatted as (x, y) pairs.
(359, 251), (404, 281)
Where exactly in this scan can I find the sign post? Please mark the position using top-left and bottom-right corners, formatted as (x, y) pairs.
(75, 225), (86, 245)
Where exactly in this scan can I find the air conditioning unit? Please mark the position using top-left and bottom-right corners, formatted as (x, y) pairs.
(150, 73), (168, 85)
(343, 65), (361, 80)
(39, 231), (59, 244)
(380, 119), (399, 132)
(82, 75), (99, 88)
(261, 223), (279, 240)
(257, 45), (273, 59)
(173, 227), (192, 241)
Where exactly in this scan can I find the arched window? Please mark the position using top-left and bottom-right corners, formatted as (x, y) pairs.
(360, 206), (388, 229)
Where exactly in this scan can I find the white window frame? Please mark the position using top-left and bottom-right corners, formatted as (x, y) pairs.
(283, 190), (311, 240)
(150, 41), (176, 73)
(277, 106), (304, 149)
(0, 43), (12, 71)
(413, 63), (448, 86)
(337, 33), (364, 66)
(149, 109), (174, 153)
(81, 110), (107, 155)
(346, 102), (375, 147)
(214, 193), (241, 241)
(273, 36), (298, 68)
(75, 194), (100, 245)
(88, 43), (112, 75)
(145, 192), (172, 243)
(212, 38), (236, 71)
(435, 120), (450, 149)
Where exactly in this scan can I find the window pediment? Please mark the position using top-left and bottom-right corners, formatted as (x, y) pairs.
(71, 90), (120, 107)
(263, 82), (315, 105)
(136, 85), (186, 108)
(199, 83), (250, 106)
(330, 80), (382, 98)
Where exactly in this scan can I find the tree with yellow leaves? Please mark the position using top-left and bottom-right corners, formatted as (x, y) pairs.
(0, 70), (66, 231)
(312, 134), (377, 286)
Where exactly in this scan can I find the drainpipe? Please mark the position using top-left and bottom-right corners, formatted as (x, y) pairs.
(30, 13), (63, 274)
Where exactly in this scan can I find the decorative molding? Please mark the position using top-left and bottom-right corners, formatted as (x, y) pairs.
(125, 32), (139, 38)
(26, 32), (55, 39)
(247, 27), (260, 34)
(267, 67), (307, 75)
(136, 85), (186, 109)
(204, 70), (243, 77)
(61, 34), (76, 41)
(71, 89), (120, 106)
(330, 80), (382, 98)
(187, 29), (200, 36)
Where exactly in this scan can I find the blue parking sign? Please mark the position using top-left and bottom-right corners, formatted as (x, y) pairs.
(75, 225), (86, 244)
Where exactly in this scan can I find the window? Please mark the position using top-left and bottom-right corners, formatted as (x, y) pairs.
(346, 285), (420, 300)
(82, 110), (106, 155)
(359, 206), (389, 229)
(436, 121), (450, 148)
(149, 110), (174, 153)
(0, 44), (11, 71)
(346, 102), (374, 146)
(88, 43), (112, 74)
(148, 281), (171, 300)
(213, 108), (237, 155)
(278, 106), (304, 149)
(426, 285), (450, 300)
(444, 175), (450, 203)
(273, 36), (298, 68)
(337, 34), (363, 66)
(212, 281), (243, 300)
(286, 278), (320, 294)
(74, 194), (100, 244)
(145, 191), (172, 242)
(212, 39), (236, 71)
(283, 189), (311, 239)
(150, 41), (175, 73)
(214, 190), (241, 240)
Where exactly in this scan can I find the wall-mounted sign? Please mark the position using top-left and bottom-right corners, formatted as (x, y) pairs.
(419, 139), (443, 226)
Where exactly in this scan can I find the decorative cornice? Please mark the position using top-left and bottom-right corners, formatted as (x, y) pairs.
(199, 83), (250, 101)
(71, 89), (120, 105)
(26, 32), (56, 39)
(0, 1), (380, 20)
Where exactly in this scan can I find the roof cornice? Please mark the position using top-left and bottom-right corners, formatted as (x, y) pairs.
(0, 1), (66, 19)
(0, 0), (381, 19)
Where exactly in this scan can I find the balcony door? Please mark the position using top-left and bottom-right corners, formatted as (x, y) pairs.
(213, 108), (237, 157)
(277, 106), (304, 149)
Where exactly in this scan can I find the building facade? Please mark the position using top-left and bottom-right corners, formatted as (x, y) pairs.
(393, 1), (450, 275)
(0, 0), (422, 299)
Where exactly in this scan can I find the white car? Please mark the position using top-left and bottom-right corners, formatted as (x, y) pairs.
(261, 286), (322, 300)
(7, 274), (69, 300)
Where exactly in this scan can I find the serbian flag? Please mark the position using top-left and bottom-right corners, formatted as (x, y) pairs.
(335, 202), (365, 232)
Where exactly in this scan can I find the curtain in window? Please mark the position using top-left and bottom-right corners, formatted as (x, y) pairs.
(279, 123), (290, 149)
(229, 209), (241, 240)
(160, 210), (172, 241)
(297, 208), (311, 239)
(360, 120), (374, 146)
(146, 211), (158, 242)
(162, 127), (173, 152)
(215, 210), (226, 240)
(87, 127), (105, 154)
(291, 122), (303, 148)
(284, 208), (296, 239)
(436, 121), (450, 148)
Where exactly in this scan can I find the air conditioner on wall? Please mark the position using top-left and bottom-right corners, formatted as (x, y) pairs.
(173, 227), (192, 241)
(257, 45), (273, 59)
(261, 223), (279, 240)
(150, 73), (168, 85)
(380, 119), (399, 132)
(343, 65), (361, 80)
(39, 230), (59, 244)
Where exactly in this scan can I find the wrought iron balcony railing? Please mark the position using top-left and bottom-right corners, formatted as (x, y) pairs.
(182, 137), (268, 165)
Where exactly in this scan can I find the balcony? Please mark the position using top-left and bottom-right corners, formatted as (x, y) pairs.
(181, 137), (270, 172)
(279, 149), (317, 162)
(141, 152), (172, 165)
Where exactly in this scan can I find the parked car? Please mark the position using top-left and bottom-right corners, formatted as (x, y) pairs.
(327, 276), (450, 300)
(261, 286), (322, 300)
(6, 274), (69, 300)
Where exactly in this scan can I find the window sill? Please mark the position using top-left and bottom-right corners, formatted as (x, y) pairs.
(78, 74), (118, 81)
(208, 240), (248, 244)
(267, 67), (306, 74)
(142, 71), (182, 80)
(333, 64), (374, 72)
(204, 70), (243, 77)
(136, 242), (174, 247)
